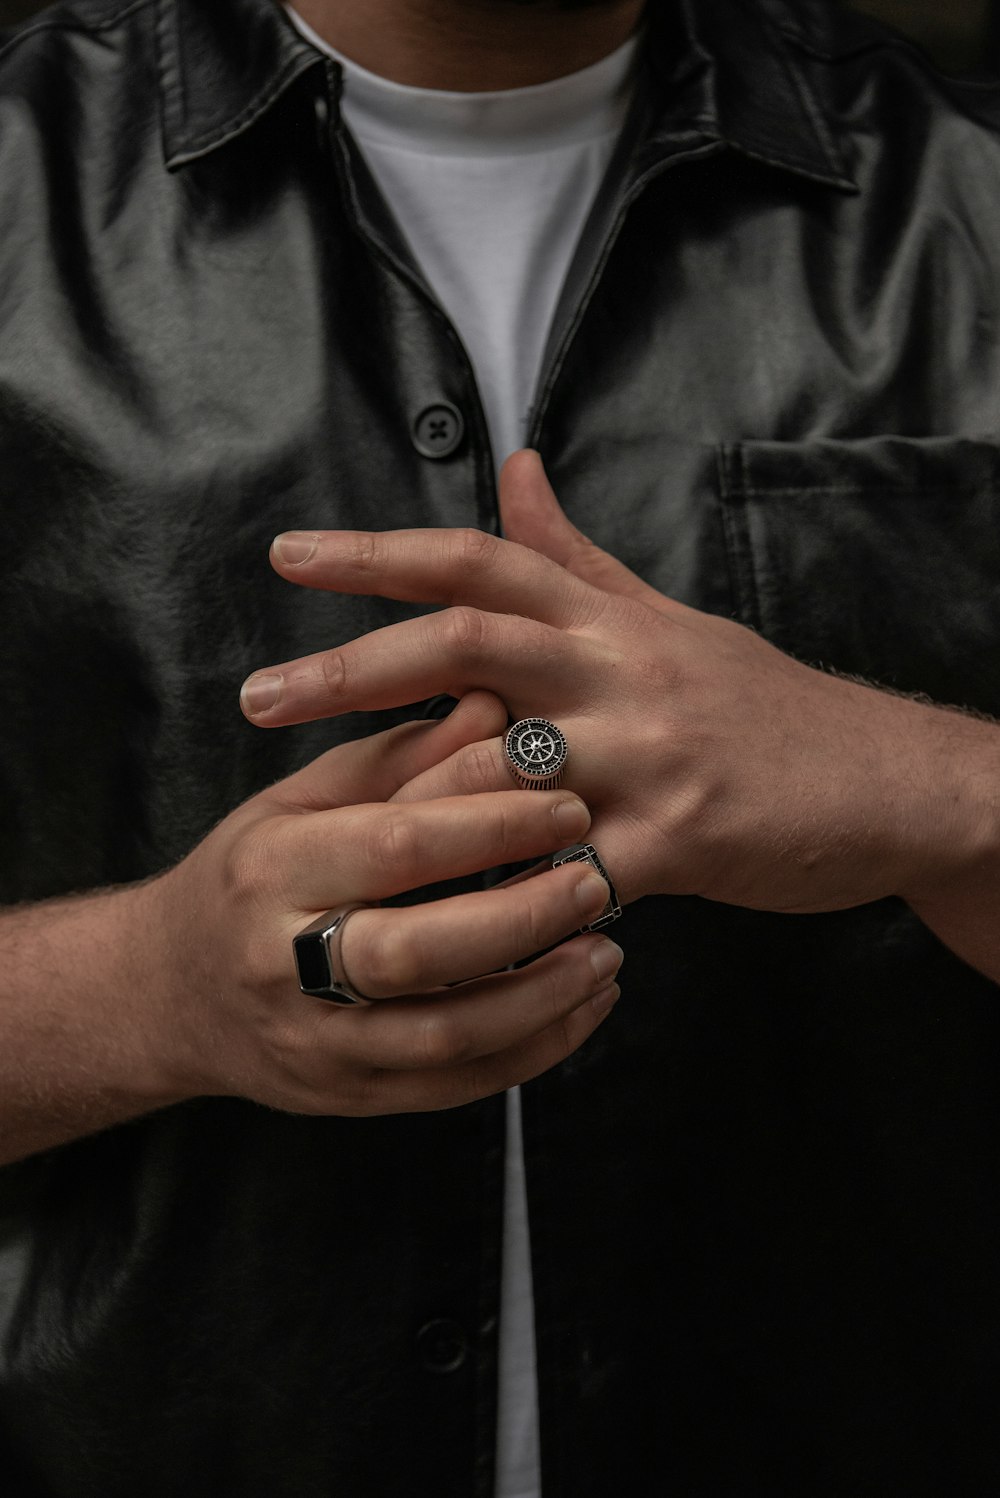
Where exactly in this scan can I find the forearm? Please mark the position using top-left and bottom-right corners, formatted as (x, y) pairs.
(0, 880), (194, 1166)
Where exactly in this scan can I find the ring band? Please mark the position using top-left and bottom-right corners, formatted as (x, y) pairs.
(552, 843), (622, 932)
(293, 903), (373, 1006)
(504, 717), (568, 791)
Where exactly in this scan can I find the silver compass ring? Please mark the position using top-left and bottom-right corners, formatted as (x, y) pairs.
(503, 717), (568, 791)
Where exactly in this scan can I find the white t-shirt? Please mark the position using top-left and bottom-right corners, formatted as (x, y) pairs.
(285, 11), (639, 1494)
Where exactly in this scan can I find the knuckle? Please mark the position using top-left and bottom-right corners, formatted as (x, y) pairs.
(554, 1011), (582, 1059)
(226, 842), (262, 905)
(540, 1000), (593, 1065)
(520, 887), (553, 957)
(519, 953), (584, 1034)
(488, 794), (517, 857)
(538, 954), (580, 1017)
(448, 1058), (502, 1108)
(492, 795), (538, 867)
(320, 648), (349, 700)
(452, 527), (497, 573)
(415, 1010), (468, 1069)
(462, 741), (504, 794)
(368, 810), (421, 881)
(443, 605), (488, 658)
(358, 918), (420, 997)
(351, 1067), (389, 1117)
(226, 825), (279, 910)
(349, 531), (378, 574)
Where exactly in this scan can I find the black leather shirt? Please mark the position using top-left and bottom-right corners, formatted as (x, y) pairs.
(3, 1), (1000, 1493)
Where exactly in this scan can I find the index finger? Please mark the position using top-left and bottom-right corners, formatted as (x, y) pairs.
(267, 526), (606, 631)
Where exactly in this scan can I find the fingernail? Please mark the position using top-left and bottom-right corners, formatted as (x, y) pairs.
(240, 673), (282, 715)
(591, 982), (620, 1017)
(591, 940), (624, 984)
(273, 532), (318, 565)
(553, 796), (590, 839)
(576, 869), (610, 916)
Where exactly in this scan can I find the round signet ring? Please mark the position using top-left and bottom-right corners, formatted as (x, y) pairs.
(293, 903), (373, 1006)
(503, 717), (568, 791)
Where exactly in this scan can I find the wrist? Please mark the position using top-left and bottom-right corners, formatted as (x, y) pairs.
(0, 878), (202, 1164)
(885, 693), (1000, 908)
(111, 874), (208, 1107)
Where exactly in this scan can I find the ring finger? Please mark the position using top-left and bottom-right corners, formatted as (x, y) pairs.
(318, 934), (623, 1079)
(390, 730), (601, 806)
(336, 861), (611, 999)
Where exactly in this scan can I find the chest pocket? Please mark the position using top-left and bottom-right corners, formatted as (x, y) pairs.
(717, 437), (1000, 716)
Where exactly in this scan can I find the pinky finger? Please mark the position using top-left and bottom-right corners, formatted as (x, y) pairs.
(354, 984), (620, 1116)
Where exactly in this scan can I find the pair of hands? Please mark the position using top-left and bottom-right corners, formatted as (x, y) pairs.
(157, 450), (971, 1119)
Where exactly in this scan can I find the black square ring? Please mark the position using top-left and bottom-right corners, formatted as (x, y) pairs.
(551, 843), (622, 932)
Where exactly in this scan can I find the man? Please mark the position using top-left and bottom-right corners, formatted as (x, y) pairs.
(1, 0), (1000, 1492)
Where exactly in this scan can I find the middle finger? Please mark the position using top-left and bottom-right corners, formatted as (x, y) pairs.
(241, 608), (581, 726)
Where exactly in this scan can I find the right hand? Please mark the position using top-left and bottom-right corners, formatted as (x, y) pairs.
(145, 692), (622, 1117)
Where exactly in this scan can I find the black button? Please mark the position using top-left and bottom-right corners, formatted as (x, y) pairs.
(412, 403), (465, 460)
(417, 1318), (468, 1373)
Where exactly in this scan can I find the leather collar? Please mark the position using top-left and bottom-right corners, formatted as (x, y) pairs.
(156, 0), (857, 191)
(155, 0), (321, 168)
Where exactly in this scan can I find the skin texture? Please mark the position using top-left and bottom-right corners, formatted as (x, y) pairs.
(149, 696), (624, 1118)
(3, 3), (996, 1163)
(0, 0), (660, 1159)
(290, 0), (648, 89)
(242, 448), (1000, 984)
(0, 690), (623, 1164)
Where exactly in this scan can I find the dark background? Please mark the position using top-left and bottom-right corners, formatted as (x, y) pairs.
(0, 0), (998, 75)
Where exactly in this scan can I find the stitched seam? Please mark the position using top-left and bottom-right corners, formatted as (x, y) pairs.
(717, 445), (763, 634)
(533, 139), (722, 429)
(325, 105), (492, 470)
(731, 139), (852, 186)
(765, 20), (849, 179)
(170, 53), (320, 159)
(738, 444), (766, 636)
(154, 0), (180, 149)
(0, 0), (151, 66)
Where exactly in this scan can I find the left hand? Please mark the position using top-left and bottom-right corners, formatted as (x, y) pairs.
(240, 450), (980, 915)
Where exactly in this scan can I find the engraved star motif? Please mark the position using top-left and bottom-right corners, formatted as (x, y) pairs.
(524, 731), (554, 762)
(506, 719), (566, 784)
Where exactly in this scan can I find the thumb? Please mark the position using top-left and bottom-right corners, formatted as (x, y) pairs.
(498, 449), (673, 613)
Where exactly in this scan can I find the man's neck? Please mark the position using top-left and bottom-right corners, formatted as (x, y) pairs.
(289, 0), (647, 91)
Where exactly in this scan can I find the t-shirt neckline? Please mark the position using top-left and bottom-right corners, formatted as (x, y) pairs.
(284, 5), (643, 156)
